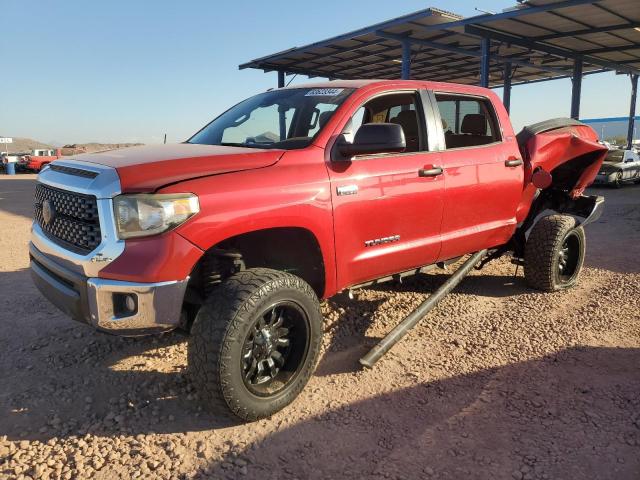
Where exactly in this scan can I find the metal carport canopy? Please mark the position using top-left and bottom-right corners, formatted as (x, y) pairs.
(239, 0), (640, 146)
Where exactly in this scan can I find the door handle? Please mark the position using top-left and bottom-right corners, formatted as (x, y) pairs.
(505, 158), (523, 167)
(418, 166), (443, 177)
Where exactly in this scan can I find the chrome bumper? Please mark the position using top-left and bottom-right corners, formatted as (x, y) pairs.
(30, 243), (187, 336)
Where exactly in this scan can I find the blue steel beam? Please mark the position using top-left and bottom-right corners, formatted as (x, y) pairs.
(627, 74), (638, 150)
(463, 25), (640, 75)
(480, 37), (490, 87)
(503, 61), (512, 113)
(239, 9), (456, 69)
(417, 0), (597, 31)
(571, 57), (583, 119)
(542, 5), (635, 50)
(277, 71), (286, 140)
(506, 68), (607, 88)
(579, 45), (640, 56)
(535, 22), (640, 41)
(376, 31), (570, 76)
(401, 41), (412, 79)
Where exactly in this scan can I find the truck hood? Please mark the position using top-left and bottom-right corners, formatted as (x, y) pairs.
(66, 143), (284, 192)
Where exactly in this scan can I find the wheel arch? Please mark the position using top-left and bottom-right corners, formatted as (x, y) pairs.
(187, 226), (329, 301)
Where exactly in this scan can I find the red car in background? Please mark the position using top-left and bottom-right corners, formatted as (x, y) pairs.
(22, 149), (62, 172)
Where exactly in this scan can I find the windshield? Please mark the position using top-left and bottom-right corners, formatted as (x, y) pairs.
(188, 87), (354, 150)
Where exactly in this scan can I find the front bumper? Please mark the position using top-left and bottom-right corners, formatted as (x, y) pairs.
(30, 243), (188, 336)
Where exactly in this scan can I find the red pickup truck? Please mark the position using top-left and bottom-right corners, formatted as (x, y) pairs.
(23, 148), (63, 172)
(30, 80), (606, 421)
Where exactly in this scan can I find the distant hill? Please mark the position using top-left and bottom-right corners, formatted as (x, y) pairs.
(1, 137), (143, 154)
(62, 143), (144, 154)
(2, 137), (53, 153)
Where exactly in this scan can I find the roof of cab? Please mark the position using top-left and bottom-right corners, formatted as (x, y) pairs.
(280, 78), (494, 96)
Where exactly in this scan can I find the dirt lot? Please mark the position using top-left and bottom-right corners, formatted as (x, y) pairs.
(0, 174), (639, 480)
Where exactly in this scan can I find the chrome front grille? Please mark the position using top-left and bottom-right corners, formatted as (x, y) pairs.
(34, 183), (102, 254)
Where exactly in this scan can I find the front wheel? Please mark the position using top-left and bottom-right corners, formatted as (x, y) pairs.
(188, 268), (323, 421)
(524, 215), (585, 292)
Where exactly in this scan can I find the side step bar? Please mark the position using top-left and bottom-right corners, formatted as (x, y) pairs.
(359, 249), (488, 368)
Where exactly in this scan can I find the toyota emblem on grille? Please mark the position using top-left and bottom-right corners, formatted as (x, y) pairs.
(42, 199), (56, 224)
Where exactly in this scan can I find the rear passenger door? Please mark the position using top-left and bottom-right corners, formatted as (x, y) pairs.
(431, 92), (523, 260)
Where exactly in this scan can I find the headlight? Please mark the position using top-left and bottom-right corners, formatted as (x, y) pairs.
(113, 193), (199, 239)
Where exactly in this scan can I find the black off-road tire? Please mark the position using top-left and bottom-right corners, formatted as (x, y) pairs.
(613, 170), (623, 188)
(524, 215), (585, 292)
(188, 268), (323, 421)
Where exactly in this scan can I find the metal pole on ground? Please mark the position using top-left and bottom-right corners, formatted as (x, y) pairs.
(359, 249), (487, 368)
(503, 62), (512, 113)
(627, 74), (638, 150)
(571, 57), (583, 120)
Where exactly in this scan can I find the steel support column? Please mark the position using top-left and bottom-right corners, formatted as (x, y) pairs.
(480, 37), (490, 88)
(401, 40), (412, 80)
(570, 57), (583, 119)
(277, 70), (286, 140)
(503, 61), (512, 113)
(627, 74), (638, 150)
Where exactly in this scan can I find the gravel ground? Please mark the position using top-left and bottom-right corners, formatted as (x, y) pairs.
(0, 174), (639, 480)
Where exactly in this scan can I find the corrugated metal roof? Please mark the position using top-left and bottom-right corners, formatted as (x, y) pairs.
(240, 0), (640, 88)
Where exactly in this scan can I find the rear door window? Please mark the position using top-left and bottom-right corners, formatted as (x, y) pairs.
(435, 94), (501, 149)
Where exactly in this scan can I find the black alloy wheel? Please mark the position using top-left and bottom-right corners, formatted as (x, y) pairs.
(241, 301), (310, 396)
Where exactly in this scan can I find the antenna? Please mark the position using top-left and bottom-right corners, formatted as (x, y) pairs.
(475, 7), (496, 15)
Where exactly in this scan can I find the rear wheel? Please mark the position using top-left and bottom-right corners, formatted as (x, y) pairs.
(188, 268), (323, 421)
(524, 215), (585, 292)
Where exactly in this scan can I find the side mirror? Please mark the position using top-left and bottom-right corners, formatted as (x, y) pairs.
(336, 123), (406, 158)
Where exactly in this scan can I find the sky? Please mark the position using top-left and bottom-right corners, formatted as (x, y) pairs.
(2, 0), (637, 145)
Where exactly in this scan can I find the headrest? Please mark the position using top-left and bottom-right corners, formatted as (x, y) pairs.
(390, 110), (419, 136)
(318, 111), (333, 129)
(393, 110), (417, 123)
(461, 113), (487, 135)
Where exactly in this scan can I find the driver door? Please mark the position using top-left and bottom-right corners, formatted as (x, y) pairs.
(328, 91), (444, 290)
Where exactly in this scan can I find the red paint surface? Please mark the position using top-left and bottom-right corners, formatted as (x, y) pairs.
(99, 231), (203, 283)
(85, 80), (606, 297)
(71, 144), (284, 193)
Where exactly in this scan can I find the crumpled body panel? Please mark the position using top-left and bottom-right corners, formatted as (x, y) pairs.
(516, 124), (608, 222)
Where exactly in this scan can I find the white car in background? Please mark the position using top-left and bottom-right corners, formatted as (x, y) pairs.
(594, 149), (640, 187)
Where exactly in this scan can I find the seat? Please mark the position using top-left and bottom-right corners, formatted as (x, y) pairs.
(390, 110), (420, 152)
(445, 113), (492, 148)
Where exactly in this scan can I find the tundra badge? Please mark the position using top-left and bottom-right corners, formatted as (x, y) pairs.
(364, 235), (400, 247)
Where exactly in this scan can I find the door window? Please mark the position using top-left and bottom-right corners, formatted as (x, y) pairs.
(435, 94), (501, 149)
(347, 93), (425, 153)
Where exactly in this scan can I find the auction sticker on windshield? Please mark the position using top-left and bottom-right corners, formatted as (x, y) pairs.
(305, 88), (344, 96)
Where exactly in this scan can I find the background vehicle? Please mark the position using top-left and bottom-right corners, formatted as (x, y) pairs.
(29, 80), (607, 421)
(23, 148), (62, 172)
(594, 149), (640, 187)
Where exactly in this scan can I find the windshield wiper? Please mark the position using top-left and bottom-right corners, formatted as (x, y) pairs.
(219, 142), (268, 149)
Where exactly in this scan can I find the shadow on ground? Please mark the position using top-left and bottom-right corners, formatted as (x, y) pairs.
(204, 346), (640, 480)
(0, 176), (37, 219)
